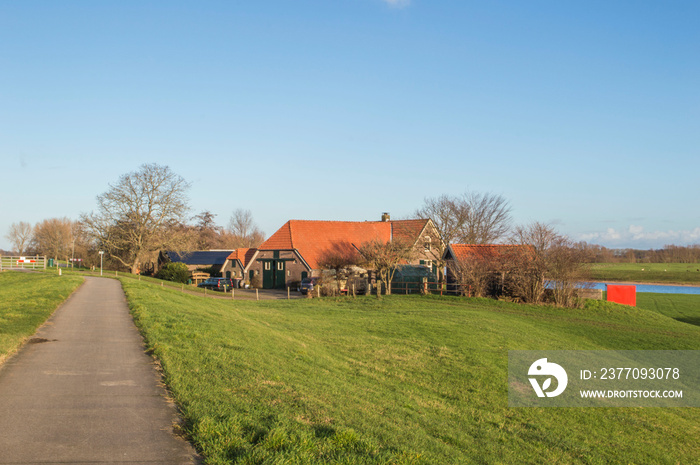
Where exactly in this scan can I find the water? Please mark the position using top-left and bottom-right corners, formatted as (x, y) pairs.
(590, 282), (700, 295)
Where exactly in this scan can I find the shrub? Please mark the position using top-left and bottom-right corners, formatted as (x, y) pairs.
(156, 262), (190, 284)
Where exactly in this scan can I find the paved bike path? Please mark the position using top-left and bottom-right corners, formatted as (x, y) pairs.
(0, 277), (199, 464)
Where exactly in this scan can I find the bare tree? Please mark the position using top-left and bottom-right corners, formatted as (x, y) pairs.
(81, 163), (192, 274)
(358, 239), (415, 296)
(415, 195), (467, 247)
(460, 191), (512, 244)
(505, 222), (589, 307)
(546, 238), (591, 308)
(227, 209), (265, 248)
(5, 222), (33, 255)
(415, 191), (512, 245)
(193, 211), (224, 250)
(30, 218), (73, 261)
(502, 222), (555, 304)
(447, 247), (502, 297)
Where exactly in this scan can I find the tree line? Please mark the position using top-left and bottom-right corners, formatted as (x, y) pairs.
(4, 164), (264, 272)
(574, 242), (700, 264)
(5, 163), (697, 307)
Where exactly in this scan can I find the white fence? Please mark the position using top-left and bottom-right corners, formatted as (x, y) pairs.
(0, 256), (47, 271)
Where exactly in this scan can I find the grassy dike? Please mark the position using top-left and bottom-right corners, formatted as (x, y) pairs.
(0, 272), (83, 363)
(122, 278), (700, 465)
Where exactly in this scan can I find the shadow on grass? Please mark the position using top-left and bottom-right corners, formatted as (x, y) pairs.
(313, 424), (336, 439)
(675, 317), (700, 327)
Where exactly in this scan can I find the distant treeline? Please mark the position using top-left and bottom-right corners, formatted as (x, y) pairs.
(577, 243), (700, 263)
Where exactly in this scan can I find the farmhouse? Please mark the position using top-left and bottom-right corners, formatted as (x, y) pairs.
(247, 215), (443, 289)
(225, 248), (257, 280)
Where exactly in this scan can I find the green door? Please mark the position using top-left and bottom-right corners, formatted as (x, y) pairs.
(275, 261), (286, 289)
(262, 261), (274, 288)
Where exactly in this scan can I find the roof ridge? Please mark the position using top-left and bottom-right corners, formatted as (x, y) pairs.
(287, 219), (390, 224)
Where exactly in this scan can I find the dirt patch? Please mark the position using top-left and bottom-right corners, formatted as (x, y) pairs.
(27, 337), (56, 344)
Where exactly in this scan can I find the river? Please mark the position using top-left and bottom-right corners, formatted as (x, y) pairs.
(590, 282), (700, 295)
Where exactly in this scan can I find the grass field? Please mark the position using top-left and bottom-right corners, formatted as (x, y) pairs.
(589, 262), (700, 285)
(122, 279), (700, 465)
(0, 271), (83, 363)
(637, 293), (700, 327)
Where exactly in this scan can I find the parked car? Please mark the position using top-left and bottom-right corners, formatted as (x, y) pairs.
(197, 277), (234, 291)
(299, 277), (321, 295)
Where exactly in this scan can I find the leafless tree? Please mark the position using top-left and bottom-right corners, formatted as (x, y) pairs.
(193, 211), (224, 250)
(5, 221), (32, 255)
(546, 238), (591, 308)
(415, 194), (467, 247)
(415, 191), (512, 245)
(504, 222), (589, 307)
(81, 163), (193, 274)
(30, 218), (73, 260)
(447, 248), (502, 297)
(502, 222), (555, 304)
(358, 239), (415, 296)
(460, 191), (512, 244)
(227, 209), (265, 248)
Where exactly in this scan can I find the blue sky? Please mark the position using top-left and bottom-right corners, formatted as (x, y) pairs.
(1, 0), (698, 251)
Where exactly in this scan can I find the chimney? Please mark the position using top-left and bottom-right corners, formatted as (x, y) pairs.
(381, 212), (391, 222)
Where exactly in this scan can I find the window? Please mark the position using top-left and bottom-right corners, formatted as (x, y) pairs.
(424, 236), (432, 251)
(264, 262), (271, 271)
(277, 262), (284, 271)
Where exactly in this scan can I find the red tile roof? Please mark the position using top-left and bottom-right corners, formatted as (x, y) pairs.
(448, 244), (518, 262)
(392, 219), (430, 243)
(259, 219), (429, 269)
(226, 248), (257, 268)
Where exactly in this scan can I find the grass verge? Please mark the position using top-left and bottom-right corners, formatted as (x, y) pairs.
(0, 271), (83, 363)
(122, 278), (700, 465)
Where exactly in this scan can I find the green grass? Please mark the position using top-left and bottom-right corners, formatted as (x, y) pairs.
(637, 293), (700, 327)
(589, 262), (700, 285)
(48, 267), (228, 297)
(0, 271), (83, 363)
(122, 279), (700, 465)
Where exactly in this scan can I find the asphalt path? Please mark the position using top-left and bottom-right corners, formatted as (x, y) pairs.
(0, 277), (200, 464)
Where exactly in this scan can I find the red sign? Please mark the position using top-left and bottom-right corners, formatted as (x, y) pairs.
(607, 284), (636, 306)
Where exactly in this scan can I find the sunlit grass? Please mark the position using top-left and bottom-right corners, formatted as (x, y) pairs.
(0, 271), (83, 363)
(589, 262), (700, 284)
(637, 293), (700, 327)
(123, 279), (700, 464)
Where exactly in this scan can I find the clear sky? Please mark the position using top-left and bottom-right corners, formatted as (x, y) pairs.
(1, 1), (698, 251)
